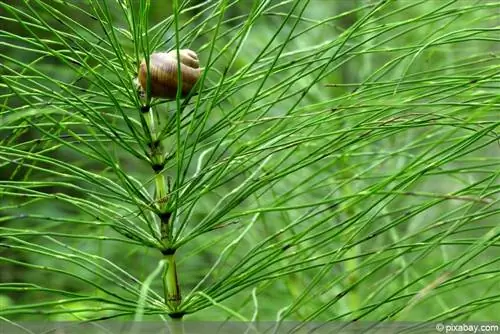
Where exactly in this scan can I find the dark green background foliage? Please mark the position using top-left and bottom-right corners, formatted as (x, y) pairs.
(0, 0), (499, 324)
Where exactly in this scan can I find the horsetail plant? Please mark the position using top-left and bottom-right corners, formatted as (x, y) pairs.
(0, 0), (499, 331)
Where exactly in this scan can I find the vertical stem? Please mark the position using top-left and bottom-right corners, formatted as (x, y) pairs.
(141, 104), (182, 309)
(155, 173), (169, 218)
(146, 109), (156, 138)
(163, 252), (181, 307)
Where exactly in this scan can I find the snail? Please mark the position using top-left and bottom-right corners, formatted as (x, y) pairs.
(136, 49), (201, 99)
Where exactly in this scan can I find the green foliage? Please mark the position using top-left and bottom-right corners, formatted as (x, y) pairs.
(0, 0), (499, 325)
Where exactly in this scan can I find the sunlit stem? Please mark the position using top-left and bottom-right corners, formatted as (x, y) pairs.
(146, 109), (156, 139)
(155, 173), (169, 216)
(142, 106), (170, 239)
(141, 104), (179, 309)
(163, 253), (182, 307)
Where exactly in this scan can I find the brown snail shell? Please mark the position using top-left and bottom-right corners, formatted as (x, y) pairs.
(137, 49), (201, 99)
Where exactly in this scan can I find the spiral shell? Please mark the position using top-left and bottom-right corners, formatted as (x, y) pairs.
(137, 49), (201, 99)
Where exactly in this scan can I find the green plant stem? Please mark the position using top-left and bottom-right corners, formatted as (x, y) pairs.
(146, 109), (156, 139)
(155, 173), (169, 219)
(163, 253), (182, 307)
(142, 104), (180, 310)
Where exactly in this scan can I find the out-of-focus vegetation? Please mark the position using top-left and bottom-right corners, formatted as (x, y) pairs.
(0, 0), (499, 325)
